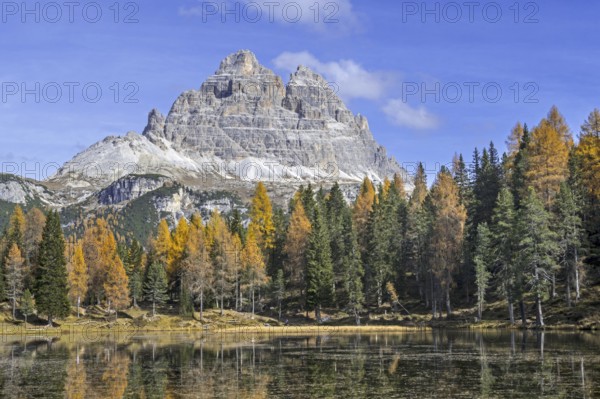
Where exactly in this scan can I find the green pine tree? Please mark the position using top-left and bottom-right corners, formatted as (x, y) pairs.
(325, 182), (350, 304)
(490, 187), (519, 324)
(271, 268), (285, 320)
(342, 210), (364, 325)
(473, 223), (492, 320)
(516, 188), (559, 327)
(305, 207), (334, 322)
(34, 211), (71, 326)
(555, 182), (584, 306)
(143, 261), (169, 316)
(20, 288), (35, 325)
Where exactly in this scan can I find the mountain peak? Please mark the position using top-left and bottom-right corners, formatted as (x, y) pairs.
(216, 50), (268, 76)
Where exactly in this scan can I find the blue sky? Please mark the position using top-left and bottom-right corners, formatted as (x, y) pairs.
(1, 0), (599, 182)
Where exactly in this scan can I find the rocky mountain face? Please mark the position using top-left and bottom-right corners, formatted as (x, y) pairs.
(49, 50), (407, 200)
(2, 50), (409, 234)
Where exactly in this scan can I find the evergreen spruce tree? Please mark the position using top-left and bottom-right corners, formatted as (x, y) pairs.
(20, 288), (35, 325)
(516, 188), (559, 327)
(342, 211), (364, 324)
(365, 185), (396, 307)
(512, 124), (531, 208)
(143, 261), (169, 317)
(325, 182), (349, 304)
(490, 188), (519, 324)
(473, 223), (492, 320)
(305, 207), (334, 322)
(271, 268), (285, 320)
(556, 183), (584, 305)
(34, 211), (71, 326)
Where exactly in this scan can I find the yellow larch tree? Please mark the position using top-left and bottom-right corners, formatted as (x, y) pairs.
(5, 243), (25, 319)
(102, 229), (129, 315)
(248, 182), (275, 253)
(169, 217), (189, 278)
(68, 242), (88, 318)
(283, 201), (311, 296)
(526, 118), (569, 207)
(575, 109), (600, 200)
(241, 228), (268, 317)
(154, 219), (174, 267)
(353, 177), (376, 252)
(429, 169), (467, 318)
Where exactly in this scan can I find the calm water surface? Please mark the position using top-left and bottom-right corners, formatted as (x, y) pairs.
(0, 329), (597, 398)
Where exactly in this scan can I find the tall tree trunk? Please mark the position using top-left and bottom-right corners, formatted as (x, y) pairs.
(316, 304), (322, 322)
(235, 273), (239, 311)
(551, 273), (556, 298)
(200, 289), (204, 321)
(77, 296), (81, 318)
(508, 298), (514, 324)
(278, 299), (282, 320)
(431, 282), (436, 319)
(355, 307), (361, 325)
(12, 297), (16, 319)
(220, 292), (224, 316)
(519, 300), (526, 326)
(574, 248), (581, 302)
(536, 295), (544, 327)
(251, 285), (255, 318)
(566, 272), (572, 308)
(445, 280), (452, 318)
(152, 301), (156, 317)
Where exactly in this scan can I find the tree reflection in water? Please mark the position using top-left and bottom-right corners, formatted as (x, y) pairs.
(0, 331), (597, 398)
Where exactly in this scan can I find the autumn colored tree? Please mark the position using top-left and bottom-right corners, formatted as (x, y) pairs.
(546, 105), (573, 146)
(506, 122), (525, 163)
(248, 182), (275, 253)
(0, 205), (25, 298)
(82, 218), (110, 304)
(68, 242), (88, 318)
(154, 219), (173, 267)
(526, 119), (569, 207)
(103, 236), (130, 316)
(353, 177), (376, 254)
(428, 168), (466, 318)
(283, 201), (311, 297)
(182, 223), (213, 320)
(169, 217), (189, 279)
(207, 210), (239, 315)
(572, 109), (600, 261)
(5, 243), (25, 318)
(241, 229), (268, 317)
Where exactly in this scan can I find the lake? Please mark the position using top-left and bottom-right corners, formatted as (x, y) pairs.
(0, 329), (597, 398)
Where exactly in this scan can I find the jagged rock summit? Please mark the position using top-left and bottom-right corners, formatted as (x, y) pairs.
(47, 50), (407, 204)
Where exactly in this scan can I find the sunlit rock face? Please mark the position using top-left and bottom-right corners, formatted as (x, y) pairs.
(44, 50), (409, 207)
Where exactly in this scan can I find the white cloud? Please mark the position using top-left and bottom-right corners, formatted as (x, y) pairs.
(383, 99), (439, 130)
(273, 51), (386, 101)
(179, 0), (361, 33)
